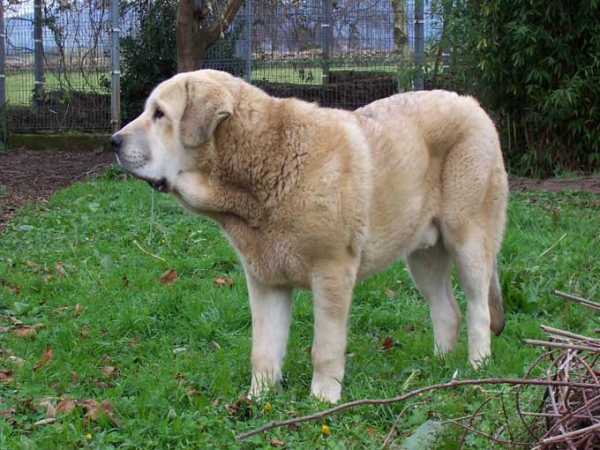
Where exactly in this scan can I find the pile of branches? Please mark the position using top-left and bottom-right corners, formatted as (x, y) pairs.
(236, 290), (600, 448)
(519, 290), (600, 449)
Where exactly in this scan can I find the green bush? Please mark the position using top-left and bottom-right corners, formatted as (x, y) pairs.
(431, 0), (600, 177)
(119, 1), (245, 125)
(120, 0), (178, 124)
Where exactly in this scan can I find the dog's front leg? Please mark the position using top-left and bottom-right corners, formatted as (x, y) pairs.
(310, 267), (356, 403)
(245, 271), (293, 398)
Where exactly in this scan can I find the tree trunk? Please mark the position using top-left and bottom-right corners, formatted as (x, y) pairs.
(391, 0), (410, 58)
(177, 0), (245, 73)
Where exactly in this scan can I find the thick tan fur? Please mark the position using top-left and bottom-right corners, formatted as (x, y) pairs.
(112, 70), (509, 403)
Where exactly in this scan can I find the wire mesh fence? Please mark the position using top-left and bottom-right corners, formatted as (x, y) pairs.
(1, 0), (112, 133)
(0, 0), (446, 133)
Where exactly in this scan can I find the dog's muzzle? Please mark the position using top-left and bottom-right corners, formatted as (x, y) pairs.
(147, 178), (169, 193)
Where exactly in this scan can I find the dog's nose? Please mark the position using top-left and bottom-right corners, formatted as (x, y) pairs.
(109, 133), (123, 153)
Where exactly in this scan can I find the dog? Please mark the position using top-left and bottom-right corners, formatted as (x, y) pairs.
(110, 69), (509, 403)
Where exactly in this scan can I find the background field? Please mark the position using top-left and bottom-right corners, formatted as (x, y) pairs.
(0, 170), (598, 449)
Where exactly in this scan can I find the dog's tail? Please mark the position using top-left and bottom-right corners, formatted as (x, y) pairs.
(488, 260), (505, 336)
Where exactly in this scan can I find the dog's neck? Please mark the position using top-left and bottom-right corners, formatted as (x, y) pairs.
(211, 90), (311, 208)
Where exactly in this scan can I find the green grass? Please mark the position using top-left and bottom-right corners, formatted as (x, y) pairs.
(0, 170), (598, 449)
(5, 70), (108, 105)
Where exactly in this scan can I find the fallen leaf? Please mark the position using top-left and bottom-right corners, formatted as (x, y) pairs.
(8, 316), (24, 326)
(81, 398), (120, 427)
(185, 386), (202, 397)
(74, 303), (84, 317)
(214, 277), (233, 287)
(0, 279), (21, 294)
(56, 398), (77, 414)
(0, 326), (9, 333)
(270, 437), (285, 447)
(0, 406), (15, 416)
(55, 262), (67, 277)
(26, 260), (40, 270)
(99, 366), (118, 378)
(159, 268), (178, 284)
(382, 336), (396, 351)
(39, 400), (56, 419)
(79, 326), (91, 339)
(34, 417), (56, 426)
(212, 398), (220, 407)
(0, 369), (14, 383)
(70, 371), (78, 384)
(12, 324), (44, 338)
(33, 347), (53, 371)
(386, 289), (396, 298)
(8, 355), (26, 366)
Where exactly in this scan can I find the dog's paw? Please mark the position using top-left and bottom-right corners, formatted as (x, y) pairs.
(311, 376), (342, 404)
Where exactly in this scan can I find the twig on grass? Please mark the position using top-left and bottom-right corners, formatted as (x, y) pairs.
(551, 290), (600, 311)
(381, 401), (424, 449)
(235, 378), (600, 441)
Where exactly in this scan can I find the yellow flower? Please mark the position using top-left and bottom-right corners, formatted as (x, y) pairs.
(321, 424), (330, 435)
(264, 401), (272, 411)
(85, 433), (92, 440)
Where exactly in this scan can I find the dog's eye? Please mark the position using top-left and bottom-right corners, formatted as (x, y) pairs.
(153, 108), (164, 121)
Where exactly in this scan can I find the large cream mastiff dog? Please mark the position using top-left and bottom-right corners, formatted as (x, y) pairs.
(110, 69), (508, 403)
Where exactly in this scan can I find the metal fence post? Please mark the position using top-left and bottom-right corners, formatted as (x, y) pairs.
(245, 0), (252, 83)
(413, 0), (424, 91)
(110, 0), (121, 132)
(34, 0), (44, 103)
(0, 1), (5, 110)
(321, 0), (331, 84)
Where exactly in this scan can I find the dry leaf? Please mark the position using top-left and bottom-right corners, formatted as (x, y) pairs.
(12, 324), (44, 338)
(55, 262), (67, 277)
(79, 326), (91, 339)
(214, 277), (233, 287)
(158, 268), (178, 284)
(74, 303), (84, 317)
(270, 437), (285, 447)
(0, 279), (21, 294)
(99, 366), (118, 378)
(70, 371), (78, 384)
(185, 386), (202, 397)
(39, 400), (56, 419)
(34, 417), (56, 426)
(8, 355), (26, 366)
(8, 316), (24, 326)
(56, 398), (77, 414)
(0, 369), (14, 383)
(33, 347), (53, 370)
(381, 336), (396, 351)
(81, 398), (119, 427)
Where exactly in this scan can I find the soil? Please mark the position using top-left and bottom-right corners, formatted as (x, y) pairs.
(0, 147), (598, 229)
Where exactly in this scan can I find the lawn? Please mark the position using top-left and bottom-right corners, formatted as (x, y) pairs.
(0, 169), (598, 449)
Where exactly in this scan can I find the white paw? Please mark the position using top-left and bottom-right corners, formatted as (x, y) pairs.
(311, 376), (342, 403)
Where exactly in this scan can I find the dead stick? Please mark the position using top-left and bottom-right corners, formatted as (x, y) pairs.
(522, 339), (600, 353)
(551, 290), (600, 311)
(381, 401), (424, 449)
(540, 325), (599, 343)
(235, 378), (600, 441)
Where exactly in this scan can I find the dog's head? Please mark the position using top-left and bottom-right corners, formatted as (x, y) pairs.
(109, 70), (235, 193)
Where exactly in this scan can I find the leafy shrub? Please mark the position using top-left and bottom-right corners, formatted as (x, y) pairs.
(119, 1), (245, 125)
(120, 0), (178, 124)
(431, 0), (600, 177)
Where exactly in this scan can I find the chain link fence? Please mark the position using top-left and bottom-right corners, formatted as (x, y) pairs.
(0, 0), (445, 134)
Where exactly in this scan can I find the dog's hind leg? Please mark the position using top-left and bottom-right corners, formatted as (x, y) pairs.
(245, 271), (293, 399)
(406, 239), (460, 355)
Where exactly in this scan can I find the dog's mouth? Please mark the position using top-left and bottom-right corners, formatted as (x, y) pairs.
(146, 178), (169, 193)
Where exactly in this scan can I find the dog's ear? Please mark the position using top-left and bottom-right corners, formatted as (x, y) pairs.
(181, 80), (233, 147)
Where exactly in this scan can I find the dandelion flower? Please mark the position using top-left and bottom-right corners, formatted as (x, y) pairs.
(264, 401), (272, 412)
(321, 424), (330, 435)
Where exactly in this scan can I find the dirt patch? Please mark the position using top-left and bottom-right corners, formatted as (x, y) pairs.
(0, 147), (114, 227)
(0, 148), (598, 229)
